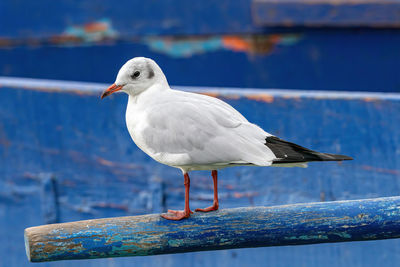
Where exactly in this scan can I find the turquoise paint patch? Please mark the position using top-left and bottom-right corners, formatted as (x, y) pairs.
(145, 37), (222, 58)
(144, 34), (302, 58)
(62, 18), (118, 44)
(285, 235), (329, 240)
(335, 232), (352, 239)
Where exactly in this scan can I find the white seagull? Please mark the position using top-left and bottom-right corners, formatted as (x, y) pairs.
(101, 57), (352, 220)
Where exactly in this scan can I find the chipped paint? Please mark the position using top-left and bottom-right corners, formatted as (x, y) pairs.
(246, 94), (274, 103)
(1, 77), (400, 266)
(0, 19), (118, 48)
(52, 19), (118, 45)
(144, 34), (302, 57)
(25, 196), (400, 262)
(285, 235), (329, 240)
(221, 36), (250, 52)
(363, 97), (380, 102)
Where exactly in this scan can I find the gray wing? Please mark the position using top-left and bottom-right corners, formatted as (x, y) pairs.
(141, 91), (276, 166)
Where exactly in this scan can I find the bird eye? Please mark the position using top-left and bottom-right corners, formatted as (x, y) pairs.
(131, 71), (140, 79)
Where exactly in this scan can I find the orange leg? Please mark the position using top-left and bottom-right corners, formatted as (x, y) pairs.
(195, 170), (219, 212)
(161, 173), (193, 220)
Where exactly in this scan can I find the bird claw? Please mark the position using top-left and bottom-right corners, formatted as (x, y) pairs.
(195, 204), (219, 213)
(167, 209), (193, 214)
(161, 210), (191, 220)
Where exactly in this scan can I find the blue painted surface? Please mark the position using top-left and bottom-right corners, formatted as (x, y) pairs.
(1, 0), (400, 92)
(25, 196), (400, 262)
(2, 0), (400, 39)
(0, 0), (259, 38)
(252, 0), (400, 27)
(1, 80), (400, 266)
(1, 30), (400, 92)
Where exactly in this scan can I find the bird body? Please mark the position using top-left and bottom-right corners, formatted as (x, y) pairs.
(101, 57), (352, 220)
(125, 87), (277, 172)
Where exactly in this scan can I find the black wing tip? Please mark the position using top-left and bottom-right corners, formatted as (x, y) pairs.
(315, 153), (353, 161)
(265, 136), (353, 162)
(327, 154), (353, 161)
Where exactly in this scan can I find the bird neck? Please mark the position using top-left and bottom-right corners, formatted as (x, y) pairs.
(128, 82), (169, 105)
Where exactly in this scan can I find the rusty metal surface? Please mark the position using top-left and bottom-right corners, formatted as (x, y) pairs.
(25, 196), (400, 262)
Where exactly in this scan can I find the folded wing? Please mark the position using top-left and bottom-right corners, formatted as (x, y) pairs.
(142, 91), (276, 167)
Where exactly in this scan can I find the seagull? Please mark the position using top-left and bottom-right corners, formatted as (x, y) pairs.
(101, 57), (353, 220)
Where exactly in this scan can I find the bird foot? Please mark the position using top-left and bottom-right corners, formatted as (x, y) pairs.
(195, 204), (219, 212)
(161, 209), (193, 220)
(168, 209), (193, 214)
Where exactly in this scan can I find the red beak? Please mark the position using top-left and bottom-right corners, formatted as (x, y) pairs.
(101, 84), (123, 99)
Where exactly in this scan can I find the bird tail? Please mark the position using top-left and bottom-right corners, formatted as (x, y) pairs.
(264, 136), (353, 164)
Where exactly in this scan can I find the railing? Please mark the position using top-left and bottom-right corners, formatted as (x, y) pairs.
(25, 196), (400, 262)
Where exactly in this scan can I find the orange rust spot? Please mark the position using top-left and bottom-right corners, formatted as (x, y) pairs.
(246, 94), (274, 103)
(50, 34), (82, 44)
(233, 191), (259, 198)
(199, 92), (220, 98)
(224, 94), (241, 100)
(225, 184), (234, 190)
(0, 38), (14, 47)
(96, 157), (140, 170)
(222, 36), (250, 52)
(361, 165), (399, 175)
(233, 192), (242, 198)
(97, 157), (116, 167)
(363, 97), (378, 102)
(84, 22), (108, 33)
(282, 95), (301, 101)
(269, 34), (282, 44)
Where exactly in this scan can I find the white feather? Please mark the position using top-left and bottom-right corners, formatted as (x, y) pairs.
(111, 57), (305, 173)
(126, 87), (276, 172)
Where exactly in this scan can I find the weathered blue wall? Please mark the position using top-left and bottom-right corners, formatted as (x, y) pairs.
(0, 80), (399, 266)
(0, 0), (258, 38)
(1, 0), (400, 92)
(2, 0), (400, 38)
(1, 31), (400, 92)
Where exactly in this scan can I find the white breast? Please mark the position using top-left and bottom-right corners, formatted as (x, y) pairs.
(125, 97), (152, 156)
(125, 94), (192, 167)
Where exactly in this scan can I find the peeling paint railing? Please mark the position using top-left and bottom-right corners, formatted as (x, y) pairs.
(25, 196), (400, 262)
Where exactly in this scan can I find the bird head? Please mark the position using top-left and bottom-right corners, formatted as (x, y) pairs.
(101, 57), (167, 99)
